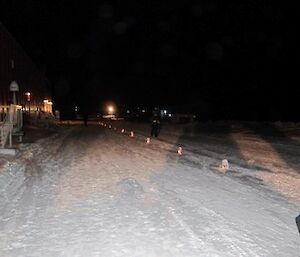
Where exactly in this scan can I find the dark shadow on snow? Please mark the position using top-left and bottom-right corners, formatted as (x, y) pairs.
(244, 122), (300, 174)
(162, 121), (267, 189)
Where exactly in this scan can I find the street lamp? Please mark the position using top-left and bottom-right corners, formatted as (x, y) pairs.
(108, 105), (114, 114)
(25, 92), (31, 112)
(25, 92), (31, 99)
(9, 81), (19, 105)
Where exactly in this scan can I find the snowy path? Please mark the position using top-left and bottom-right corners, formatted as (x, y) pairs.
(0, 124), (299, 257)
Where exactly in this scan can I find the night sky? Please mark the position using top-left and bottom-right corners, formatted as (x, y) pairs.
(0, 1), (293, 120)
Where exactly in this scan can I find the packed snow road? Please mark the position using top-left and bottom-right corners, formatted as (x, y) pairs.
(0, 123), (299, 257)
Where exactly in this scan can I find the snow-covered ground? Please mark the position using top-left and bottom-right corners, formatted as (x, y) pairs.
(0, 121), (299, 257)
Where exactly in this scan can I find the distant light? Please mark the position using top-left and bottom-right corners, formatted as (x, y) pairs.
(107, 105), (115, 114)
(43, 99), (52, 105)
(164, 110), (167, 114)
(142, 109), (145, 113)
(25, 92), (31, 101)
(168, 113), (172, 117)
(127, 110), (130, 113)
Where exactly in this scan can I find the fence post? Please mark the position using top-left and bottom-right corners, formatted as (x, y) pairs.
(9, 130), (12, 148)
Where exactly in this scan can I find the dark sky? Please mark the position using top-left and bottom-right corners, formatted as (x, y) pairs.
(0, 1), (293, 120)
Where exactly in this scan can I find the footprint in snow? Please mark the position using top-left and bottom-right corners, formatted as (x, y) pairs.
(118, 177), (144, 198)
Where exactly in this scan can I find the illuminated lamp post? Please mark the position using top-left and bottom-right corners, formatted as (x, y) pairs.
(107, 105), (114, 115)
(25, 92), (31, 112)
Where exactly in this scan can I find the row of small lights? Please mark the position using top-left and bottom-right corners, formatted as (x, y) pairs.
(99, 122), (183, 155)
(125, 109), (172, 117)
(98, 121), (230, 171)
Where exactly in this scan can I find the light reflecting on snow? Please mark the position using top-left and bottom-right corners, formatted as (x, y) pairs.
(0, 122), (299, 257)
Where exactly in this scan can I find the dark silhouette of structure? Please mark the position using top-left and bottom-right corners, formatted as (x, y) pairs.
(0, 22), (52, 116)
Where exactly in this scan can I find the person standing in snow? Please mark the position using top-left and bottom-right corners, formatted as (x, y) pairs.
(150, 114), (161, 137)
(296, 214), (300, 234)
